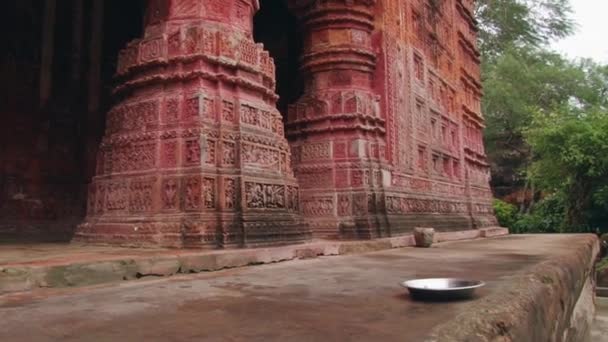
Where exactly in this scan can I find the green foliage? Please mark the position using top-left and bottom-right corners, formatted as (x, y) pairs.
(476, 0), (574, 59)
(492, 196), (566, 234)
(477, 0), (578, 195)
(597, 258), (608, 273)
(482, 50), (607, 191)
(476, 0), (608, 233)
(527, 110), (608, 232)
(493, 108), (608, 234)
(510, 195), (564, 234)
(493, 199), (518, 228)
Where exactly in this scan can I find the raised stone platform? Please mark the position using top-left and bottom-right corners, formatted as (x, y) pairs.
(0, 233), (599, 341)
(1, 228), (507, 294)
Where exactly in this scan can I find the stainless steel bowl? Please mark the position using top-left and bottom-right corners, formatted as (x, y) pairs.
(401, 278), (485, 301)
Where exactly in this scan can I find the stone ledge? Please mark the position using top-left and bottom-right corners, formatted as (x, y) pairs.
(0, 228), (507, 295)
(479, 227), (510, 238)
(0, 234), (600, 341)
(427, 234), (599, 342)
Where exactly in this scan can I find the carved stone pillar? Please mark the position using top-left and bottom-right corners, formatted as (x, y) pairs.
(287, 0), (389, 239)
(76, 0), (310, 248)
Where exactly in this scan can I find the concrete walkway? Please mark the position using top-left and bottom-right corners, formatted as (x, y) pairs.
(0, 235), (598, 341)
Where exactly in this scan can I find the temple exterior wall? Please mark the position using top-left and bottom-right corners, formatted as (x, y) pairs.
(2, 0), (495, 247)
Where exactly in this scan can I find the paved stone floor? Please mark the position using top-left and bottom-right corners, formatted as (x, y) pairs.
(592, 297), (608, 342)
(0, 235), (595, 341)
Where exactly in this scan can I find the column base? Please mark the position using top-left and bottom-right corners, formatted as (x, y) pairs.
(75, 214), (311, 249)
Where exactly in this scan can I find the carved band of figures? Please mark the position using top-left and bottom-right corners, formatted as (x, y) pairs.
(391, 174), (467, 196)
(385, 196), (468, 214)
(106, 100), (159, 134)
(240, 103), (283, 134)
(301, 197), (334, 216)
(117, 25), (275, 81)
(245, 182), (299, 211)
(99, 142), (156, 175)
(299, 142), (331, 161)
(242, 143), (280, 170)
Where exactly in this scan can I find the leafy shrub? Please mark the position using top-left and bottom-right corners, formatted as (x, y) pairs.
(493, 199), (518, 228)
(510, 195), (564, 234)
(527, 110), (608, 232)
(511, 214), (547, 234)
(597, 257), (608, 273)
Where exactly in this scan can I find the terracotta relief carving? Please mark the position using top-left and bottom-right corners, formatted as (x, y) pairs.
(77, 0), (496, 247)
(245, 182), (285, 209)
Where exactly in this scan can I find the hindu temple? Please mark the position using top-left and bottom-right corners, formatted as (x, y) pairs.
(0, 0), (496, 247)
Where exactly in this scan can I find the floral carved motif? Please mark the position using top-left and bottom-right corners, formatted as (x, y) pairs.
(140, 38), (163, 62)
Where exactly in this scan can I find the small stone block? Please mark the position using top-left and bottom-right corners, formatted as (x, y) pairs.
(480, 227), (509, 238)
(414, 227), (435, 248)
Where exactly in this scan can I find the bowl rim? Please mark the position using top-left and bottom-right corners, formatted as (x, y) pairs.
(400, 278), (486, 291)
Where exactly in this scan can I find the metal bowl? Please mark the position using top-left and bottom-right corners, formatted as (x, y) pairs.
(401, 278), (485, 301)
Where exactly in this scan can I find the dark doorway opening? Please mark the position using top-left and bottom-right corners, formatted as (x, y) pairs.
(253, 0), (304, 121)
(0, 0), (145, 242)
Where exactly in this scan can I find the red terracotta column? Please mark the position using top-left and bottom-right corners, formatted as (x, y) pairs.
(76, 0), (310, 248)
(287, 0), (389, 239)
